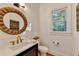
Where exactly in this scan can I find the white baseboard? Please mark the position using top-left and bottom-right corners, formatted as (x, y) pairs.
(48, 50), (70, 56)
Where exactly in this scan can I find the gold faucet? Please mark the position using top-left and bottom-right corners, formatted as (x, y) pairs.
(16, 35), (24, 44)
(9, 35), (24, 45)
(9, 41), (15, 45)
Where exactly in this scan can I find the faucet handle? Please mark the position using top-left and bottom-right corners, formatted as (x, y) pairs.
(20, 39), (24, 43)
(9, 41), (15, 45)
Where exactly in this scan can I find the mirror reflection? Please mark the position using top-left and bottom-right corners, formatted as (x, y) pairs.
(3, 13), (24, 30)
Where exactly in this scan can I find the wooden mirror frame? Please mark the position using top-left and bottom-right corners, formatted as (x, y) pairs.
(0, 7), (27, 35)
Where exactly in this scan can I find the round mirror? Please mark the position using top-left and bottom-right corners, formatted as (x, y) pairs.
(0, 7), (27, 35)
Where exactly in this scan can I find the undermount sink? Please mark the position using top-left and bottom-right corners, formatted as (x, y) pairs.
(9, 40), (36, 50)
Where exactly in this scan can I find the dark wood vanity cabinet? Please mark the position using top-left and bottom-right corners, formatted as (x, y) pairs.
(16, 44), (38, 56)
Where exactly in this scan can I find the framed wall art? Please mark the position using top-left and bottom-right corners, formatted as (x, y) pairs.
(52, 8), (67, 32)
(77, 4), (79, 31)
(10, 20), (19, 31)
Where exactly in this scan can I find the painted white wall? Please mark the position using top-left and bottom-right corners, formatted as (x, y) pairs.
(25, 3), (40, 37)
(0, 3), (40, 47)
(39, 3), (74, 56)
(71, 4), (79, 56)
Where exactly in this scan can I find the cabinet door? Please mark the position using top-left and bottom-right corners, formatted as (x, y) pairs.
(17, 44), (38, 56)
(23, 45), (38, 56)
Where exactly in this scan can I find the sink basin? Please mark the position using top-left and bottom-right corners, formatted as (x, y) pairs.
(9, 42), (29, 50)
(9, 40), (36, 50)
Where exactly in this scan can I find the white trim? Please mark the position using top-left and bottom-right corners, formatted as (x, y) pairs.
(48, 50), (73, 56)
(50, 32), (72, 36)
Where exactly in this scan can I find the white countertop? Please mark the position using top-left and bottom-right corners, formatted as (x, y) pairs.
(0, 40), (38, 56)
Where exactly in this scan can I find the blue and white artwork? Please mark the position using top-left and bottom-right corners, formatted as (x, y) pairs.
(52, 8), (66, 31)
